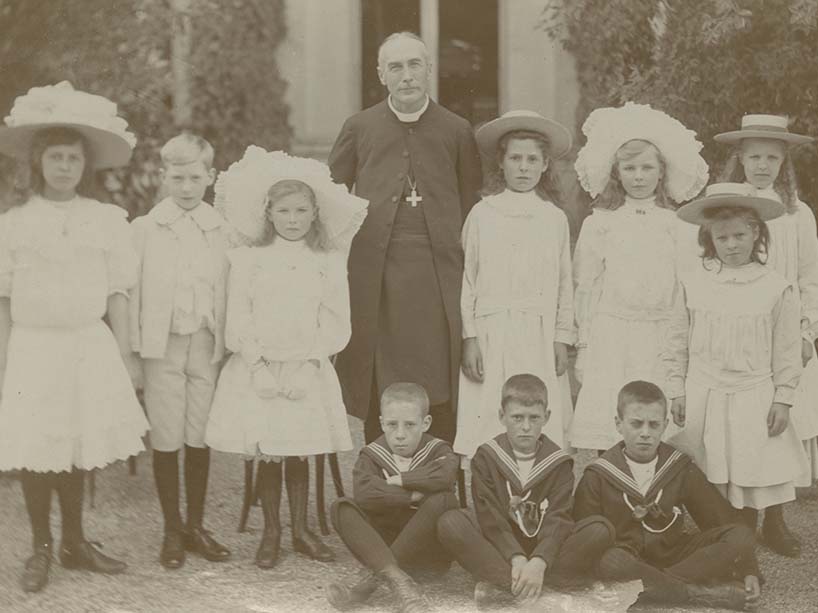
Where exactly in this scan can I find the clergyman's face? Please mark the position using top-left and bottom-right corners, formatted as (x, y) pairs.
(377, 36), (430, 112)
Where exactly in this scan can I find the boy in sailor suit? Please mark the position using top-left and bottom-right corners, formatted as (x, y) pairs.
(574, 380), (761, 611)
(326, 383), (459, 613)
(437, 374), (615, 607)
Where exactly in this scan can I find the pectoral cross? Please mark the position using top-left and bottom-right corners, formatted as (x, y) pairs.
(405, 188), (423, 208)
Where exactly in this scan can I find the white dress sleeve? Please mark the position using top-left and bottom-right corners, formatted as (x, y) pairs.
(662, 278), (690, 399)
(772, 284), (802, 406)
(573, 212), (606, 348)
(794, 201), (818, 337)
(460, 207), (479, 339)
(0, 211), (14, 297)
(224, 247), (262, 365)
(104, 206), (138, 295)
(554, 209), (576, 345)
(312, 250), (352, 359)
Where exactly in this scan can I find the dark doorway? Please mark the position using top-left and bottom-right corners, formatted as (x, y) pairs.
(360, 0), (421, 111)
(438, 0), (498, 126)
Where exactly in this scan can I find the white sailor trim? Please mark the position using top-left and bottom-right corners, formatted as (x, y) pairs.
(647, 450), (684, 495)
(365, 442), (401, 476)
(486, 440), (570, 491)
(410, 439), (443, 471)
(594, 449), (686, 500)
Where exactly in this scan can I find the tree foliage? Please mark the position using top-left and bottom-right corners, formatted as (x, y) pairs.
(544, 0), (818, 209)
(0, 0), (291, 216)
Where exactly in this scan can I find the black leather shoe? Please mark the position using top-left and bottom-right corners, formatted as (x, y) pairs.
(21, 543), (52, 593)
(160, 531), (186, 569)
(59, 541), (126, 574)
(255, 530), (281, 569)
(763, 513), (801, 557)
(183, 526), (231, 562)
(293, 530), (335, 562)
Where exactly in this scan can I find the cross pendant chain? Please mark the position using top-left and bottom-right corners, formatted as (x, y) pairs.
(405, 177), (422, 207)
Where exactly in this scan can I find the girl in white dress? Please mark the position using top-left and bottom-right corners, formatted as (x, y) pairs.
(668, 183), (809, 555)
(455, 110), (575, 458)
(0, 82), (148, 593)
(714, 115), (818, 556)
(205, 147), (367, 568)
(570, 103), (709, 452)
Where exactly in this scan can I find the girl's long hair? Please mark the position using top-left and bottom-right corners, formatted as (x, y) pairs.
(260, 179), (327, 251)
(592, 139), (674, 211)
(26, 127), (101, 200)
(718, 142), (798, 214)
(482, 130), (561, 206)
(698, 205), (770, 270)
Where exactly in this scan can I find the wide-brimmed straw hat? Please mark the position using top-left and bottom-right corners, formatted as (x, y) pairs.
(215, 146), (368, 250)
(575, 102), (709, 203)
(714, 114), (813, 146)
(476, 110), (573, 161)
(0, 81), (136, 169)
(676, 182), (785, 225)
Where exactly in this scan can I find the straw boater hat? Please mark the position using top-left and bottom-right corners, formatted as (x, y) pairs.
(714, 114), (814, 146)
(476, 110), (573, 161)
(575, 102), (709, 203)
(215, 146), (368, 249)
(0, 81), (136, 169)
(676, 182), (785, 225)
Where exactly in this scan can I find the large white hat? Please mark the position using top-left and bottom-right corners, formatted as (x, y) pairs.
(215, 146), (368, 250)
(0, 81), (136, 169)
(676, 182), (785, 225)
(575, 102), (709, 203)
(714, 114), (813, 146)
(476, 110), (573, 160)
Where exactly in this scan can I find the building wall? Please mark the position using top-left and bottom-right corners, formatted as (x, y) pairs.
(279, 0), (580, 166)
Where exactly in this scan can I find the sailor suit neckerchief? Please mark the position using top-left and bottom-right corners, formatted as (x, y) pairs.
(483, 434), (572, 538)
(362, 434), (443, 478)
(589, 442), (689, 534)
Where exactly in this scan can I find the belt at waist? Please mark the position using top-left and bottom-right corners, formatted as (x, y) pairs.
(475, 295), (552, 318)
(687, 362), (772, 393)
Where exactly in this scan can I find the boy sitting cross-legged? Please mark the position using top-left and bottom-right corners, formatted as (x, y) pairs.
(573, 380), (761, 611)
(437, 374), (615, 608)
(326, 382), (459, 613)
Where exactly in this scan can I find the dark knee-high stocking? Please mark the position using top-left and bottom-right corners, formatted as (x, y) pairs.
(548, 517), (615, 586)
(436, 508), (511, 589)
(153, 450), (183, 533)
(21, 470), (54, 549)
(285, 457), (333, 560)
(332, 498), (398, 572)
(258, 460), (283, 534)
(390, 492), (458, 567)
(54, 468), (85, 546)
(184, 445), (210, 529)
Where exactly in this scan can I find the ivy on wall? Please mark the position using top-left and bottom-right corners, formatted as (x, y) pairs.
(0, 0), (292, 216)
(544, 0), (818, 210)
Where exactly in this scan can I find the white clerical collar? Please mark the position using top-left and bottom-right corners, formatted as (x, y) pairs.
(388, 95), (429, 123)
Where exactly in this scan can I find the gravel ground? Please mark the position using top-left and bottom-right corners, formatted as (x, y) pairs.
(0, 419), (816, 613)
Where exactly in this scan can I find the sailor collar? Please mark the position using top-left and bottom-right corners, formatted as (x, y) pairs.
(588, 442), (690, 503)
(363, 434), (443, 476)
(482, 433), (571, 493)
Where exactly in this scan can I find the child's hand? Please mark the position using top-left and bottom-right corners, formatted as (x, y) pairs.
(515, 557), (546, 603)
(574, 347), (586, 385)
(744, 575), (761, 609)
(409, 490), (424, 504)
(767, 403), (790, 437)
(671, 396), (686, 427)
(462, 337), (484, 382)
(554, 342), (569, 376)
(802, 338), (813, 367)
(510, 555), (527, 597)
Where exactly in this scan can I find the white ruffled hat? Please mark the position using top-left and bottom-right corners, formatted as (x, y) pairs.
(0, 81), (136, 169)
(677, 182), (785, 225)
(215, 146), (368, 250)
(575, 102), (709, 203)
